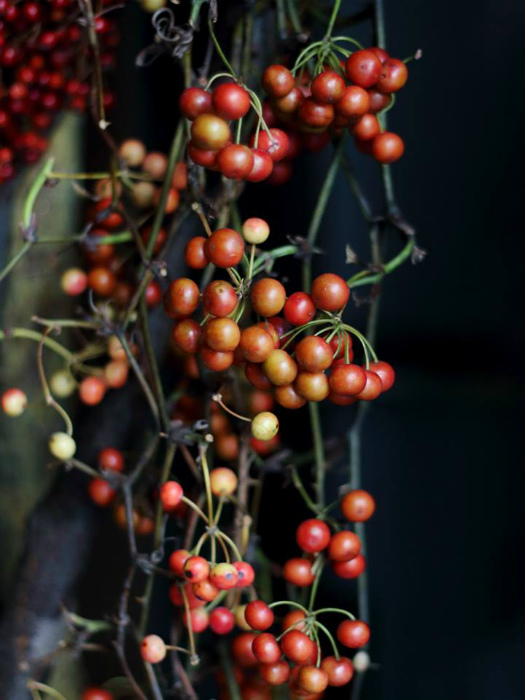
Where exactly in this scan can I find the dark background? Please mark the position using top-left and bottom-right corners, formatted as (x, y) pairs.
(1, 0), (524, 699)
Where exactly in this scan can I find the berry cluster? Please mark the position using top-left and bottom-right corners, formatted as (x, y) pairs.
(0, 0), (122, 183)
(261, 46), (408, 168)
(167, 217), (395, 436)
(180, 80), (290, 183)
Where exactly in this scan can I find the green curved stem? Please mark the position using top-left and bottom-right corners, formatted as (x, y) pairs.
(347, 237), (415, 288)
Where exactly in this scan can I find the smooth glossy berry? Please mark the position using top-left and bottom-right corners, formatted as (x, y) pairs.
(245, 600), (274, 630)
(140, 634), (166, 663)
(212, 82), (251, 120)
(321, 656), (354, 687)
(337, 619), (370, 648)
(332, 554), (366, 579)
(311, 273), (349, 311)
(164, 278), (200, 317)
(210, 607), (235, 634)
(183, 555), (210, 582)
(205, 228), (245, 268)
(160, 481), (183, 510)
(202, 280), (238, 317)
(251, 278), (286, 316)
(345, 50), (382, 88)
(296, 518), (330, 553)
(251, 411), (279, 441)
(341, 489), (375, 521)
(191, 114), (231, 150)
(371, 132), (404, 163)
(328, 530), (361, 562)
(282, 557), (315, 586)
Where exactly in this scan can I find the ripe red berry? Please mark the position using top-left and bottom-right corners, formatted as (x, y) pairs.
(171, 319), (204, 354)
(183, 607), (209, 632)
(164, 278), (200, 318)
(328, 530), (361, 562)
(183, 555), (210, 582)
(168, 549), (190, 576)
(280, 630), (315, 664)
(354, 369), (383, 400)
(212, 82), (251, 120)
(245, 148), (274, 182)
(245, 600), (274, 631)
(371, 132), (405, 163)
(282, 558), (315, 586)
(205, 317), (241, 352)
(252, 632), (281, 663)
(184, 236), (209, 269)
(259, 659), (290, 685)
(204, 228), (245, 268)
(193, 579), (219, 602)
(209, 607), (235, 634)
(345, 50), (382, 88)
(81, 689), (113, 700)
(329, 364), (367, 396)
(233, 561), (255, 587)
(179, 87), (212, 120)
(376, 58), (408, 93)
(98, 447), (124, 472)
(351, 113), (380, 141)
(295, 336), (333, 372)
(341, 489), (376, 521)
(337, 619), (370, 648)
(250, 278), (286, 316)
(88, 478), (115, 507)
(321, 656), (354, 687)
(202, 280), (238, 317)
(159, 481), (183, 510)
(333, 553), (366, 579)
(336, 85), (371, 118)
(369, 360), (395, 391)
(284, 292), (316, 326)
(296, 519), (330, 553)
(297, 665), (329, 693)
(251, 128), (289, 162)
(311, 70), (346, 104)
(231, 632), (258, 667)
(311, 273), (350, 311)
(239, 326), (275, 363)
(79, 376), (106, 406)
(262, 65), (295, 98)
(217, 143), (254, 179)
(297, 98), (334, 128)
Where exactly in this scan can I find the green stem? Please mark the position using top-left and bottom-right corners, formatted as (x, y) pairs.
(347, 237), (415, 288)
(303, 135), (347, 291)
(325, 0), (341, 37)
(309, 402), (325, 509)
(0, 328), (73, 361)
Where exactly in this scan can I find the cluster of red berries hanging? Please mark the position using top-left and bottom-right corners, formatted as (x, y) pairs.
(180, 79), (292, 183)
(0, 0), (124, 184)
(136, 485), (376, 695)
(166, 216), (395, 441)
(261, 46), (408, 166)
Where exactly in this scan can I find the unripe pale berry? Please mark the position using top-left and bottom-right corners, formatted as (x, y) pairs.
(242, 217), (270, 245)
(209, 467), (238, 496)
(119, 138), (146, 167)
(1, 388), (27, 416)
(353, 650), (371, 672)
(49, 370), (76, 398)
(60, 268), (88, 296)
(251, 411), (279, 441)
(140, 634), (166, 663)
(49, 432), (76, 460)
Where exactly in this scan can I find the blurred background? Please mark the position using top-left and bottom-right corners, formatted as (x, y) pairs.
(0, 1), (524, 699)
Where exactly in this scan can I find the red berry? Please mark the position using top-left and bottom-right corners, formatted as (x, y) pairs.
(245, 600), (274, 631)
(202, 280), (238, 317)
(332, 554), (366, 579)
(179, 87), (212, 120)
(98, 447), (124, 472)
(280, 630), (315, 664)
(233, 561), (255, 587)
(296, 518), (330, 553)
(311, 273), (349, 311)
(168, 549), (190, 576)
(262, 65), (295, 98)
(252, 632), (281, 663)
(369, 360), (395, 391)
(250, 278), (286, 316)
(204, 228), (245, 268)
(376, 58), (408, 93)
(79, 376), (106, 406)
(329, 364), (367, 396)
(184, 236), (209, 269)
(212, 82), (251, 120)
(217, 143), (254, 179)
(183, 555), (210, 582)
(282, 558), (315, 586)
(341, 489), (375, 522)
(284, 292), (316, 326)
(191, 114), (231, 150)
(371, 132), (404, 163)
(160, 481), (183, 510)
(328, 530), (361, 562)
(210, 607), (235, 634)
(88, 478), (115, 506)
(321, 656), (354, 687)
(251, 128), (289, 162)
(354, 369), (383, 400)
(345, 50), (382, 88)
(164, 278), (200, 317)
(337, 619), (370, 648)
(310, 70), (345, 104)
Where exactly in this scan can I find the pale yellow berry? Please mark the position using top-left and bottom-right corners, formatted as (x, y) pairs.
(251, 411), (279, 441)
(50, 370), (76, 398)
(140, 0), (166, 13)
(353, 651), (371, 672)
(242, 217), (270, 245)
(234, 604), (252, 631)
(119, 138), (146, 167)
(209, 467), (238, 496)
(131, 181), (157, 209)
(49, 432), (76, 460)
